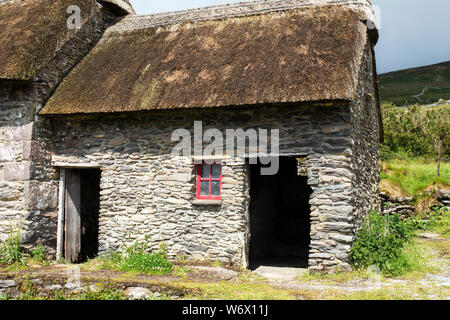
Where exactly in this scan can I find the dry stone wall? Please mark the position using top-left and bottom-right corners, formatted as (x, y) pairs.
(307, 43), (381, 272)
(350, 43), (382, 229)
(51, 96), (366, 269)
(381, 190), (450, 219)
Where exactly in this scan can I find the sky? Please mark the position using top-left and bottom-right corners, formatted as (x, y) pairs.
(129, 0), (450, 74)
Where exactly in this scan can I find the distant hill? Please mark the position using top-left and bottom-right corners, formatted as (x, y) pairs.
(378, 61), (450, 106)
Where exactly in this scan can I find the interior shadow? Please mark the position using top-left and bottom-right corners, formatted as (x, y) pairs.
(249, 157), (312, 270)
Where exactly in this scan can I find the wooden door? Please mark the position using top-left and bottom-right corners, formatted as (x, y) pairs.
(65, 170), (81, 263)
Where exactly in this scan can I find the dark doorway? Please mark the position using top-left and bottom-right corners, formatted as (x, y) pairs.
(64, 169), (101, 263)
(249, 157), (312, 269)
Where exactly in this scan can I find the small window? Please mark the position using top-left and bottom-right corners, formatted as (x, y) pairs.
(196, 162), (222, 200)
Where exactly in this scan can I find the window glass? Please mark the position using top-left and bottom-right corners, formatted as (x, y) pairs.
(211, 181), (221, 196)
(197, 162), (222, 199)
(212, 164), (221, 179)
(201, 164), (211, 178)
(200, 181), (210, 196)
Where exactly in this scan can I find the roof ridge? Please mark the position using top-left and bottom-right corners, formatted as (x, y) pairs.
(107, 0), (376, 33)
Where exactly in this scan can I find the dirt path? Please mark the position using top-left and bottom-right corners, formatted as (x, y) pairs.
(257, 235), (450, 299)
(1, 236), (448, 300)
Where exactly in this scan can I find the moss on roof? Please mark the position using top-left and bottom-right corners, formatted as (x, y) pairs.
(41, 6), (369, 115)
(0, 0), (101, 80)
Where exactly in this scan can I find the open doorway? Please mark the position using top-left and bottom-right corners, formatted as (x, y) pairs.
(63, 169), (101, 263)
(249, 157), (312, 269)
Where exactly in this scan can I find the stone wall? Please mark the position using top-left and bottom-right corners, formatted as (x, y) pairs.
(0, 82), (33, 242)
(350, 43), (382, 228)
(381, 190), (450, 219)
(381, 194), (414, 217)
(307, 42), (381, 272)
(50, 93), (362, 269)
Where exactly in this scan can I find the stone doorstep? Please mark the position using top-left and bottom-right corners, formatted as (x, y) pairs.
(189, 266), (238, 281)
(253, 266), (308, 281)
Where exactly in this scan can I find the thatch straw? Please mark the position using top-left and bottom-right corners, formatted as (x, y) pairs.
(41, 6), (369, 115)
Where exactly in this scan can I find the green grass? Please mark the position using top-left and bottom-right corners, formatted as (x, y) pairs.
(0, 225), (26, 267)
(379, 60), (450, 106)
(417, 237), (449, 260)
(381, 159), (449, 197)
(52, 285), (127, 301)
(180, 274), (297, 300)
(297, 269), (373, 284)
(1, 233), (448, 300)
(172, 266), (193, 279)
(0, 224), (52, 269)
(388, 241), (436, 277)
(82, 242), (173, 276)
(332, 237), (448, 300)
(420, 208), (450, 237)
(120, 250), (173, 275)
(0, 293), (11, 300)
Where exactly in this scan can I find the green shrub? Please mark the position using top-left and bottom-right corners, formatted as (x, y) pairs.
(98, 251), (122, 270)
(31, 244), (46, 263)
(381, 104), (449, 160)
(120, 242), (173, 275)
(99, 242), (173, 275)
(350, 212), (416, 276)
(0, 225), (26, 266)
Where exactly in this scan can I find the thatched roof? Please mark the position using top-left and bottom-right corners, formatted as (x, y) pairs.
(0, 0), (132, 81)
(41, 1), (376, 115)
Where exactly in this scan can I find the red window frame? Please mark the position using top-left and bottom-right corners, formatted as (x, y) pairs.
(196, 161), (223, 200)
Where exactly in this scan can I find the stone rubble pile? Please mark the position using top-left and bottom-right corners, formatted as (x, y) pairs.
(381, 192), (415, 217)
(381, 188), (449, 219)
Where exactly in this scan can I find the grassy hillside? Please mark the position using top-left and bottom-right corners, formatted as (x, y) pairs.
(381, 159), (449, 197)
(378, 61), (450, 106)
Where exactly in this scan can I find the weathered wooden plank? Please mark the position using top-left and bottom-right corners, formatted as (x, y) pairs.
(65, 170), (81, 263)
(56, 168), (65, 260)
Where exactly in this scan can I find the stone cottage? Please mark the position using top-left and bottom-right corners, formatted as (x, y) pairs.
(0, 0), (382, 272)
